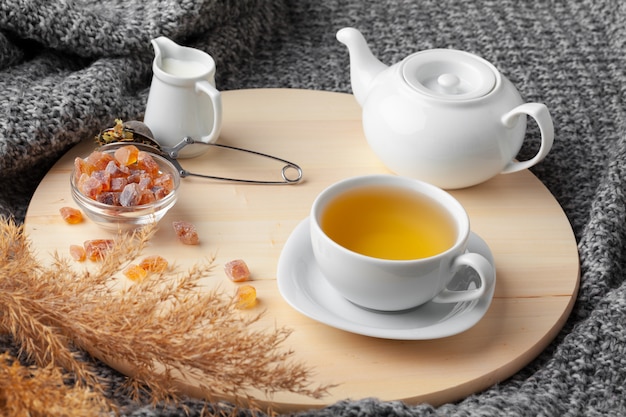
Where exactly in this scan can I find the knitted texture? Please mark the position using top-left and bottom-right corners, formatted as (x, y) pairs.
(0, 0), (287, 220)
(2, 0), (626, 416)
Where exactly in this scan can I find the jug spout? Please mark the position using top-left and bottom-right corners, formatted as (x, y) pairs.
(151, 36), (180, 65)
(336, 28), (388, 106)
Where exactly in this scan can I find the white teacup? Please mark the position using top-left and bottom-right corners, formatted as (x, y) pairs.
(310, 175), (495, 311)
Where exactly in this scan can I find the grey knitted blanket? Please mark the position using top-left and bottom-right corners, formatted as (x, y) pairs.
(2, 0), (625, 416)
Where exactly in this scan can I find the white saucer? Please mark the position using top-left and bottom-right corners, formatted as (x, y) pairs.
(277, 218), (496, 340)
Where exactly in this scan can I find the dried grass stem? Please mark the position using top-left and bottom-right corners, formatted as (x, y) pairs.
(0, 217), (331, 414)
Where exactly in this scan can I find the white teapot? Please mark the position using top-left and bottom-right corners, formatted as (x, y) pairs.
(337, 28), (554, 189)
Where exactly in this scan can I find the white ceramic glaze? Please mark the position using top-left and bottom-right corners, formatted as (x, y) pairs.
(309, 175), (495, 311)
(144, 36), (222, 158)
(337, 27), (554, 189)
(277, 218), (496, 339)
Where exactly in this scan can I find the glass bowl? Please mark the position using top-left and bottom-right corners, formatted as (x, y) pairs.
(70, 143), (181, 231)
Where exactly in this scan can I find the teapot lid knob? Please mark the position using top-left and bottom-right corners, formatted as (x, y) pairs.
(402, 49), (498, 100)
(436, 73), (461, 93)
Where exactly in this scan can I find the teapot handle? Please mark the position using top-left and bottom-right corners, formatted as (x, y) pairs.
(195, 80), (223, 144)
(500, 103), (554, 174)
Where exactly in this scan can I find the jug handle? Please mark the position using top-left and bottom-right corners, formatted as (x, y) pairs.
(195, 80), (223, 143)
(500, 102), (554, 174)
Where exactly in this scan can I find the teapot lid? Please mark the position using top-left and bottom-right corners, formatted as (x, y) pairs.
(401, 49), (498, 100)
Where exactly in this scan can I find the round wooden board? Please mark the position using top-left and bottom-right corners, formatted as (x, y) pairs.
(24, 88), (579, 412)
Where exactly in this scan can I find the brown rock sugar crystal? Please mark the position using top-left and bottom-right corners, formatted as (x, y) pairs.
(74, 145), (174, 207)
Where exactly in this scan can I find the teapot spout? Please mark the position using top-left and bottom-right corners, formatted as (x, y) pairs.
(337, 28), (388, 106)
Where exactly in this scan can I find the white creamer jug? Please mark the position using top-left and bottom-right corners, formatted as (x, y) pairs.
(144, 36), (222, 158)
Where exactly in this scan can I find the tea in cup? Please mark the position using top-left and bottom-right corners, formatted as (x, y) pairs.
(310, 175), (494, 311)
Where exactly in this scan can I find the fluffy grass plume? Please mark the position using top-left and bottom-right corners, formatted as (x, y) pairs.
(0, 218), (329, 414)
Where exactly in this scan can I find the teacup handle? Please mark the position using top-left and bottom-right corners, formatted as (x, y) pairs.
(500, 102), (554, 174)
(431, 252), (494, 304)
(195, 80), (223, 144)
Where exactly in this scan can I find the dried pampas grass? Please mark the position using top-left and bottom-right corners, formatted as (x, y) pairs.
(0, 352), (112, 416)
(0, 217), (330, 415)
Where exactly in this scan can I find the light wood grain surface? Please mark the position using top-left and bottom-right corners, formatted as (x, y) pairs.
(24, 89), (579, 412)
